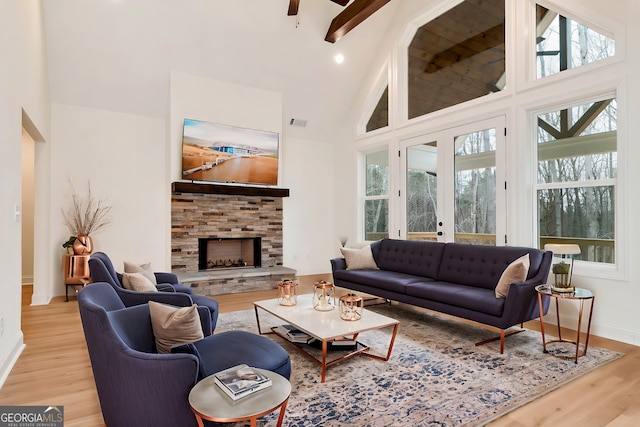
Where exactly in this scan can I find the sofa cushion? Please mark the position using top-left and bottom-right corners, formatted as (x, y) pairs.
(406, 281), (505, 317)
(371, 238), (445, 278)
(340, 246), (379, 270)
(333, 269), (427, 294)
(148, 301), (204, 354)
(495, 254), (530, 298)
(437, 244), (541, 290)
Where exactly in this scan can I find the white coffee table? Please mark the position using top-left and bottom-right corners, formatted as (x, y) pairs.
(254, 294), (399, 383)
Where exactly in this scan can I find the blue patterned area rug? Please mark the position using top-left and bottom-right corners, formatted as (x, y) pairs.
(216, 303), (621, 427)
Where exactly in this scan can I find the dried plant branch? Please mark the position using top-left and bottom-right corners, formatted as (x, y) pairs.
(62, 180), (112, 235)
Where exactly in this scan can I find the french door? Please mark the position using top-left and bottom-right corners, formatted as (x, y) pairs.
(399, 117), (506, 245)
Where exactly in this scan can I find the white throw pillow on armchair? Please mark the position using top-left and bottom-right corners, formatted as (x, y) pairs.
(124, 261), (157, 285)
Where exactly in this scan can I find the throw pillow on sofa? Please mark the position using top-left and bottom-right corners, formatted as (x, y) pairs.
(340, 246), (379, 270)
(124, 261), (157, 285)
(148, 301), (204, 354)
(122, 272), (158, 293)
(495, 254), (530, 298)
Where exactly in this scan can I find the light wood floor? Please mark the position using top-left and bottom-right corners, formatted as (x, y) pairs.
(1, 279), (639, 426)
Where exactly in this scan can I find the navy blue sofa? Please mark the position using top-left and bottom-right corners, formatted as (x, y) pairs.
(331, 238), (553, 353)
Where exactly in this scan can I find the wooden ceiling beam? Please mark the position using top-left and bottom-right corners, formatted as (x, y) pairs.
(287, 0), (300, 16)
(425, 23), (505, 73)
(324, 0), (390, 43)
(330, 0), (350, 5)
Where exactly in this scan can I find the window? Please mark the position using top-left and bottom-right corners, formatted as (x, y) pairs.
(454, 128), (497, 245)
(537, 97), (617, 263)
(366, 86), (389, 132)
(536, 4), (615, 78)
(407, 0), (505, 119)
(406, 142), (438, 240)
(364, 150), (389, 241)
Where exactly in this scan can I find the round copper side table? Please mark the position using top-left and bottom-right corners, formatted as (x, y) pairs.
(535, 284), (595, 364)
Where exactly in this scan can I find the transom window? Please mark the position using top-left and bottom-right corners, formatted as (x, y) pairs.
(536, 4), (615, 78)
(407, 0), (505, 120)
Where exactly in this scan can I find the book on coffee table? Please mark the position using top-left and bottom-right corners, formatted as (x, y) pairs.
(309, 337), (358, 351)
(272, 324), (314, 344)
(213, 364), (272, 400)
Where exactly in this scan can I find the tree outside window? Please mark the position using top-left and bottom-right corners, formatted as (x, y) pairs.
(364, 151), (389, 241)
(537, 98), (617, 263)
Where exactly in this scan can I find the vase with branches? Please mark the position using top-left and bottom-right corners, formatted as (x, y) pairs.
(62, 181), (112, 254)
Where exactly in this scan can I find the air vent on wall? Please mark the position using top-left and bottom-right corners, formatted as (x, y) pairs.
(289, 118), (308, 127)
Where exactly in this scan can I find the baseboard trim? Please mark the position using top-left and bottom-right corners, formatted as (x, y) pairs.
(0, 333), (25, 389)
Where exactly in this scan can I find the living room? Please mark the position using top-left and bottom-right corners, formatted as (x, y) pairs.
(2, 0), (640, 425)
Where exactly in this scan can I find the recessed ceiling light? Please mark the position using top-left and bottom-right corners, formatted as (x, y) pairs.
(335, 54), (344, 64)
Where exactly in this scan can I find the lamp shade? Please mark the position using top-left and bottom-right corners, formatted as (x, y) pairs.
(544, 243), (581, 255)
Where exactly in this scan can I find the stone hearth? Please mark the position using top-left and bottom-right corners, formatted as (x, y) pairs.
(171, 182), (295, 296)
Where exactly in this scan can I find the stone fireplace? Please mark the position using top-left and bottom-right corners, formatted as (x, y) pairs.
(171, 182), (295, 296)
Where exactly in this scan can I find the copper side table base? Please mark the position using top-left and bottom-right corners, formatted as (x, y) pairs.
(193, 398), (289, 427)
(189, 368), (291, 427)
(536, 285), (595, 364)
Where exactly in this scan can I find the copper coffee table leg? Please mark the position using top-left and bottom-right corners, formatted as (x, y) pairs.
(321, 340), (328, 383)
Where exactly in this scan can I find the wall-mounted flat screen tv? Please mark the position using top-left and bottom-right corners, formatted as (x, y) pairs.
(181, 118), (279, 186)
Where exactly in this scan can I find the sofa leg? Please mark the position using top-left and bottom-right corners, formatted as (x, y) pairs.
(475, 328), (525, 353)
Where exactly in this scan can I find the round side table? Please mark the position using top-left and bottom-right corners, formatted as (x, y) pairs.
(535, 285), (595, 364)
(189, 368), (291, 427)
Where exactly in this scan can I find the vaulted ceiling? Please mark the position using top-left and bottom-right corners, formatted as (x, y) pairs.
(41, 0), (401, 141)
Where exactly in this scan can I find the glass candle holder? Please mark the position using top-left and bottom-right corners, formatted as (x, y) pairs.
(339, 294), (364, 321)
(277, 279), (298, 306)
(313, 280), (335, 311)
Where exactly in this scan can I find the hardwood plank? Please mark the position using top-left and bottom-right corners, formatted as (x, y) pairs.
(2, 282), (639, 426)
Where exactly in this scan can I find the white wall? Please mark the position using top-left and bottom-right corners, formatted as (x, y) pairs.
(281, 137), (336, 274)
(44, 103), (168, 295)
(337, 0), (640, 346)
(32, 71), (337, 306)
(169, 72), (335, 275)
(0, 0), (51, 387)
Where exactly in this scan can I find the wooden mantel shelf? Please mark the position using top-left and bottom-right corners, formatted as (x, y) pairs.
(172, 181), (290, 197)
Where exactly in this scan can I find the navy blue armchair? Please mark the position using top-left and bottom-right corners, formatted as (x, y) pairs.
(78, 283), (291, 427)
(89, 252), (219, 331)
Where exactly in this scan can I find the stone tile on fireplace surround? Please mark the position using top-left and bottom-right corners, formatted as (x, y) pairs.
(176, 265), (297, 296)
(171, 182), (294, 296)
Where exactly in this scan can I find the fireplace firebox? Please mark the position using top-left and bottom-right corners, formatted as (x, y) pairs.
(198, 237), (262, 271)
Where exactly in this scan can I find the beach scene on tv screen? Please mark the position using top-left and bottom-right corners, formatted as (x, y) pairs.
(182, 119), (279, 185)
